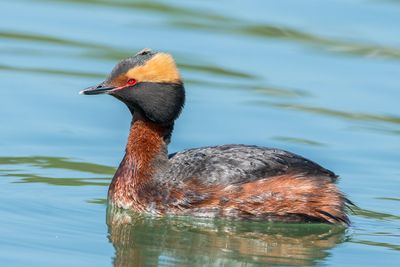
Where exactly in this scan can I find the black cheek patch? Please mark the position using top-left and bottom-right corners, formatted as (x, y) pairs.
(128, 82), (185, 124)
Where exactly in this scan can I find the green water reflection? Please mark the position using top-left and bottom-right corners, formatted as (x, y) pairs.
(0, 156), (115, 175)
(0, 156), (113, 186)
(0, 30), (106, 49)
(106, 208), (346, 266)
(37, 0), (400, 60)
(251, 101), (400, 126)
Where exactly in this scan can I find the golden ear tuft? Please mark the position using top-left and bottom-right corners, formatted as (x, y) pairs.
(127, 53), (181, 83)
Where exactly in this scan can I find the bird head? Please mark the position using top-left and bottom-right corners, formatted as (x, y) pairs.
(80, 49), (185, 125)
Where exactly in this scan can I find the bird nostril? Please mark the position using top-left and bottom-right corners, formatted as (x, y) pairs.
(96, 85), (103, 89)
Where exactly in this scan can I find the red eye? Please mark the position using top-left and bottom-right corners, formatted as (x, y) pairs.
(127, 79), (137, 85)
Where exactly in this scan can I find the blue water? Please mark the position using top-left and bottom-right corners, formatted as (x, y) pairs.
(0, 0), (399, 266)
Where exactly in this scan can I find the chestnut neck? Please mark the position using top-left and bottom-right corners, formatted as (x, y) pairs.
(108, 114), (172, 207)
(126, 118), (170, 161)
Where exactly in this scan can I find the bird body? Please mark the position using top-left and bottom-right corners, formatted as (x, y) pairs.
(81, 49), (350, 225)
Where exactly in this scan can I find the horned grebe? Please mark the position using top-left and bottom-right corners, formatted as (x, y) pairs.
(80, 49), (351, 225)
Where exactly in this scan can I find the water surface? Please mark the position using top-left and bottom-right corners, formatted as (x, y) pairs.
(0, 0), (399, 266)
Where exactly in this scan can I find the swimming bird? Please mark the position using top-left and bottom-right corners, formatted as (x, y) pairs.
(80, 49), (351, 225)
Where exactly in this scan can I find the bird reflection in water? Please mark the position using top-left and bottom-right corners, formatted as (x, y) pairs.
(106, 206), (346, 266)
